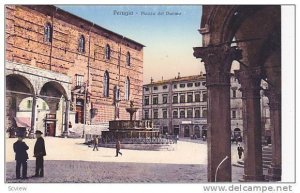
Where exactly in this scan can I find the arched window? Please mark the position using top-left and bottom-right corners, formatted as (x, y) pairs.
(114, 85), (120, 102)
(44, 23), (52, 43)
(105, 44), (111, 60)
(103, 71), (109, 97)
(125, 77), (130, 100)
(78, 35), (85, 53)
(126, 52), (131, 66)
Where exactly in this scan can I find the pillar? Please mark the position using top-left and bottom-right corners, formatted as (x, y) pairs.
(193, 45), (242, 182)
(29, 95), (37, 138)
(236, 68), (264, 181)
(265, 88), (281, 181)
(63, 100), (70, 137)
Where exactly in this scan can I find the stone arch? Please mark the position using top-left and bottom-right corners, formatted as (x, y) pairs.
(6, 74), (36, 129)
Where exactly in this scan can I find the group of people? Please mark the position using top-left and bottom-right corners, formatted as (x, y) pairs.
(92, 135), (122, 157)
(13, 130), (46, 180)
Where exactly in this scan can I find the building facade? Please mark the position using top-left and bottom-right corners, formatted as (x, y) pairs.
(5, 5), (144, 137)
(142, 74), (271, 139)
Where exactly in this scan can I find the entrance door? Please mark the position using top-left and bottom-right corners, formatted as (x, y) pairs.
(173, 125), (179, 135)
(76, 99), (84, 124)
(46, 122), (56, 136)
(184, 126), (190, 137)
(194, 126), (200, 138)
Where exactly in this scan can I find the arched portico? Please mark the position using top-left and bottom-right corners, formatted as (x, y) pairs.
(6, 61), (72, 137)
(194, 6), (281, 182)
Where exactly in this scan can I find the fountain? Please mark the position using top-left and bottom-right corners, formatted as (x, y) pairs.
(100, 100), (176, 151)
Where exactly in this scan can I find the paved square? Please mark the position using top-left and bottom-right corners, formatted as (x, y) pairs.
(5, 137), (244, 183)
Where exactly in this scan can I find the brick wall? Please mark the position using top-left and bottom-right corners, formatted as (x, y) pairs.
(5, 5), (144, 123)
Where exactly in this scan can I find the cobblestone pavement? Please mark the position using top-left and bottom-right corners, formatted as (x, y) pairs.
(5, 137), (244, 183)
(6, 160), (244, 183)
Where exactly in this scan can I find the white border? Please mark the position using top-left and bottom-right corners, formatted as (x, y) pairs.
(0, 1), (298, 193)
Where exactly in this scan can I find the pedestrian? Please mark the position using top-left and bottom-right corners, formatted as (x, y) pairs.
(33, 130), (46, 177)
(237, 143), (244, 159)
(115, 140), (122, 157)
(13, 133), (29, 179)
(93, 135), (99, 151)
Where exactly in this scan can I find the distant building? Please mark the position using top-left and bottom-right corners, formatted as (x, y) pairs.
(142, 73), (271, 139)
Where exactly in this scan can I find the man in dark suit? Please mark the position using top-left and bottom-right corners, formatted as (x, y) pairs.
(33, 130), (46, 177)
(237, 143), (244, 159)
(13, 133), (29, 179)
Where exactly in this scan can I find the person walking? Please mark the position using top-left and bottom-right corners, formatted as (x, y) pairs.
(33, 130), (46, 177)
(237, 143), (244, 159)
(13, 133), (29, 179)
(115, 140), (122, 157)
(93, 135), (99, 151)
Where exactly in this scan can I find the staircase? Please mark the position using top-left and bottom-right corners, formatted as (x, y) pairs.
(262, 144), (272, 169)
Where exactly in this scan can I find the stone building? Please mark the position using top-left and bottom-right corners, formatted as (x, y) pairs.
(5, 5), (144, 137)
(193, 6), (281, 181)
(142, 73), (208, 138)
(142, 74), (271, 139)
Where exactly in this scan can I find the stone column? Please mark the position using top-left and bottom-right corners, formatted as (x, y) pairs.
(193, 45), (242, 182)
(236, 68), (264, 181)
(29, 95), (37, 138)
(63, 100), (70, 137)
(265, 89), (281, 181)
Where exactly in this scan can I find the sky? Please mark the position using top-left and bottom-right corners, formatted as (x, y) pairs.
(58, 5), (205, 84)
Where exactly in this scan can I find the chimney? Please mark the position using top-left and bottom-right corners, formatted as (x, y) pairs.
(162, 76), (163, 81)
(150, 77), (153, 84)
(178, 72), (180, 78)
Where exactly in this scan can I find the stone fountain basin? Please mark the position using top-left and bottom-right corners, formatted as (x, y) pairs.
(109, 120), (153, 130)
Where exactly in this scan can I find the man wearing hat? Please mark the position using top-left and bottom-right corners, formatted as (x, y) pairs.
(13, 133), (29, 179)
(33, 130), (46, 177)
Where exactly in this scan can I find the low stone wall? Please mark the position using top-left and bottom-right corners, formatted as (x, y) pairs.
(99, 143), (176, 151)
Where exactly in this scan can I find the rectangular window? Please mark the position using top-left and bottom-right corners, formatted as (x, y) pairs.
(173, 84), (177, 89)
(76, 74), (84, 87)
(195, 108), (200, 118)
(202, 91), (207, 102)
(144, 110), (149, 119)
(180, 109), (185, 118)
(202, 82), (206, 86)
(153, 109), (158, 119)
(173, 94), (178, 104)
(187, 109), (193, 118)
(179, 83), (185, 88)
(187, 83), (193, 87)
(232, 110), (236, 119)
(163, 94), (168, 104)
(202, 108), (207, 118)
(144, 87), (149, 92)
(187, 93), (193, 103)
(173, 110), (178, 118)
(163, 85), (168, 90)
(153, 95), (158, 105)
(163, 109), (168, 119)
(195, 93), (200, 102)
(232, 90), (237, 98)
(144, 96), (149, 106)
(27, 100), (32, 109)
(195, 82), (201, 87)
(180, 94), (185, 103)
(153, 86), (158, 90)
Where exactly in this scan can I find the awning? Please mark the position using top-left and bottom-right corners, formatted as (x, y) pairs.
(14, 117), (31, 128)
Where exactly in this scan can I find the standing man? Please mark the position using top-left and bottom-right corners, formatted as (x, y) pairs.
(33, 130), (46, 177)
(93, 135), (99, 151)
(237, 143), (244, 159)
(115, 140), (122, 157)
(13, 133), (29, 179)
